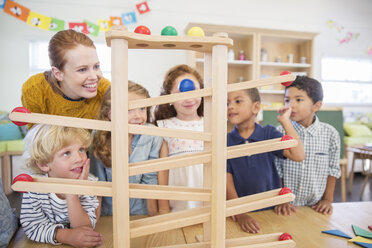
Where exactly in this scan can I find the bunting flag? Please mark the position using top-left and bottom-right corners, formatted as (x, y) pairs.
(68, 22), (89, 34)
(136, 1), (150, 14)
(4, 0), (30, 22)
(122, 12), (137, 25)
(98, 19), (110, 31)
(0, 0), (7, 9)
(27, 11), (51, 31)
(368, 45), (372, 56)
(84, 20), (100, 37)
(49, 18), (65, 32)
(110, 16), (122, 26)
(1, 0), (151, 34)
(327, 20), (360, 45)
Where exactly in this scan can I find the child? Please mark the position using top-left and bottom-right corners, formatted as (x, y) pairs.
(0, 181), (18, 247)
(20, 124), (102, 247)
(90, 82), (163, 216)
(226, 87), (305, 233)
(22, 29), (110, 128)
(275, 76), (341, 216)
(154, 64), (204, 213)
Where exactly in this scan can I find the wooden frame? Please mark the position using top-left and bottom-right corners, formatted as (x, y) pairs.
(11, 26), (298, 247)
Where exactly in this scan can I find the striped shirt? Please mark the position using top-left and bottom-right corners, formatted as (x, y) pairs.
(275, 116), (341, 206)
(20, 175), (99, 245)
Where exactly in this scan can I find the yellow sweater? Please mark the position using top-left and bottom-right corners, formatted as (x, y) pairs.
(21, 73), (110, 128)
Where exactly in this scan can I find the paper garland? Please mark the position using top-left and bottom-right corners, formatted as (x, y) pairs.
(327, 19), (360, 45)
(1, 0), (151, 36)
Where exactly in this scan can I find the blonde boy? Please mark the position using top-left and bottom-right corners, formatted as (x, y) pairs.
(20, 125), (102, 247)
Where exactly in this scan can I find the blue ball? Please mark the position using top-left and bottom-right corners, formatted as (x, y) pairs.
(178, 79), (195, 92)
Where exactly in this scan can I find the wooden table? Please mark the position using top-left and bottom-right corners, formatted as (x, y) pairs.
(347, 146), (372, 198)
(9, 202), (372, 247)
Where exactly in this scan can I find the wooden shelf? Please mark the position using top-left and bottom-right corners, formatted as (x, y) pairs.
(259, 89), (285, 94)
(196, 58), (253, 66)
(260, 62), (311, 68)
(185, 23), (316, 107)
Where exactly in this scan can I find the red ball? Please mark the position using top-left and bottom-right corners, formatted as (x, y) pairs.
(12, 174), (34, 193)
(280, 71), (293, 86)
(11, 107), (31, 126)
(281, 135), (293, 141)
(134, 25), (151, 35)
(279, 187), (292, 195)
(281, 135), (293, 150)
(279, 233), (292, 241)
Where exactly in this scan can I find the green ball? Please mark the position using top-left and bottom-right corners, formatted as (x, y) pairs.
(161, 26), (178, 36)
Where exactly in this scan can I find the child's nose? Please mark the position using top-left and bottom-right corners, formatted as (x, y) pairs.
(131, 109), (142, 118)
(73, 151), (85, 162)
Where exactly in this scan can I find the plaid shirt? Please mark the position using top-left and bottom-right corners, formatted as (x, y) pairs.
(275, 116), (341, 206)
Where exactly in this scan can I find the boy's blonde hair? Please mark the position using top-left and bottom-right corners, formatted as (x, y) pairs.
(23, 124), (91, 174)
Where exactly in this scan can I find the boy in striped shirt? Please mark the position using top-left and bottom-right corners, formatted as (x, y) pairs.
(20, 124), (102, 247)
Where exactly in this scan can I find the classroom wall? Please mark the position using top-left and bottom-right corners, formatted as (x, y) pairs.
(1, 0), (372, 112)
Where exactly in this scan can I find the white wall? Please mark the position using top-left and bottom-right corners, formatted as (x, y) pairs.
(1, 0), (372, 112)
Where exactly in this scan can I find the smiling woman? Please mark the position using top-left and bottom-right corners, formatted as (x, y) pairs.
(21, 29), (110, 129)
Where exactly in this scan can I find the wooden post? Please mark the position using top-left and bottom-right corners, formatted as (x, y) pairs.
(110, 26), (130, 247)
(203, 52), (212, 242)
(211, 32), (228, 248)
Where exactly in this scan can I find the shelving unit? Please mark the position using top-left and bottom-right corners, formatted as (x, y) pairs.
(185, 23), (317, 108)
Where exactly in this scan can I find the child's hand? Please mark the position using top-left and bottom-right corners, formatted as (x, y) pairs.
(57, 226), (102, 248)
(78, 159), (90, 180)
(312, 199), (333, 214)
(277, 106), (292, 123)
(232, 214), (260, 233)
(274, 203), (296, 216)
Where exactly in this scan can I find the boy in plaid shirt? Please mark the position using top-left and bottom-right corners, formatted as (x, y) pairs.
(275, 76), (341, 216)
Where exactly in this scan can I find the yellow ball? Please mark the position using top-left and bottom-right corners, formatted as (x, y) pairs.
(187, 26), (205, 37)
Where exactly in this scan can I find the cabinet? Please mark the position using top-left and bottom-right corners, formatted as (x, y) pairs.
(185, 23), (317, 109)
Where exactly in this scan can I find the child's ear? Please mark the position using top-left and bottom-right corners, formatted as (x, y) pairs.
(252, 101), (261, 114)
(313, 100), (323, 112)
(36, 161), (50, 173)
(51, 66), (64, 82)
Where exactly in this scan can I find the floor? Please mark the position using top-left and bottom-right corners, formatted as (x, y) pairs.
(5, 173), (371, 219)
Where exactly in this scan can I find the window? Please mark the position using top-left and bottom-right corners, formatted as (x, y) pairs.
(321, 57), (372, 105)
(29, 41), (111, 80)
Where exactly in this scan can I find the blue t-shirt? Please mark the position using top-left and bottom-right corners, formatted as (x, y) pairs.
(227, 123), (284, 198)
(90, 123), (163, 216)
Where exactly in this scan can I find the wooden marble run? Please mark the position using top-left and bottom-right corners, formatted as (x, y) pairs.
(11, 26), (298, 247)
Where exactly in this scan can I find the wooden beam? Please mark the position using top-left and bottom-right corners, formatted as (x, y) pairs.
(129, 88), (212, 109)
(226, 193), (295, 217)
(129, 138), (296, 176)
(12, 177), (210, 201)
(9, 112), (210, 141)
(129, 124), (211, 141)
(129, 184), (211, 201)
(227, 74), (296, 92)
(129, 191), (294, 238)
(129, 151), (211, 176)
(227, 139), (298, 159)
(156, 233), (296, 248)
(210, 32), (228, 248)
(130, 207), (210, 238)
(110, 27), (130, 248)
(105, 28), (233, 52)
(9, 112), (111, 131)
